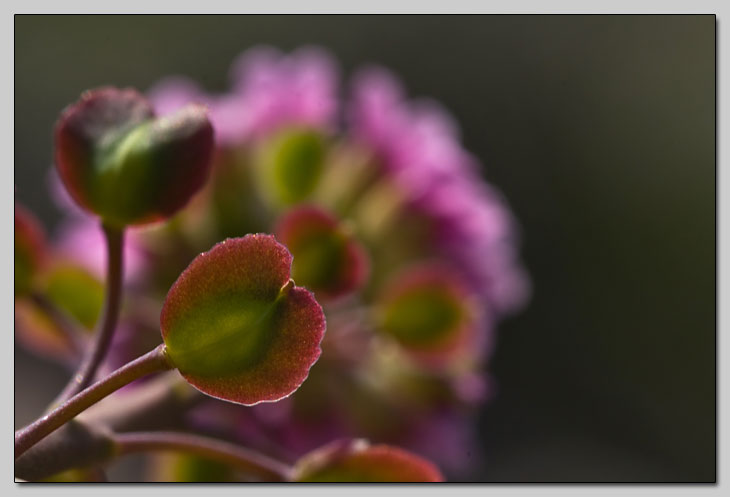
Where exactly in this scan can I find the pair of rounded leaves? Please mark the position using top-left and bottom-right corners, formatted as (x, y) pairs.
(15, 204), (46, 296)
(375, 264), (478, 366)
(293, 439), (443, 482)
(160, 234), (326, 406)
(275, 206), (369, 301)
(55, 87), (214, 228)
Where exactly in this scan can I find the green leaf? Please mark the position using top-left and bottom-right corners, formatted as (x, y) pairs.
(160, 234), (326, 405)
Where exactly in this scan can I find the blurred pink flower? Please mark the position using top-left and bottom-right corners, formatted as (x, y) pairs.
(403, 410), (482, 477)
(54, 219), (149, 285)
(349, 67), (530, 315)
(147, 46), (339, 145)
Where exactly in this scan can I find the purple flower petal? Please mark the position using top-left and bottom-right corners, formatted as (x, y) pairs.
(54, 218), (149, 284)
(147, 46), (339, 145)
(349, 67), (529, 315)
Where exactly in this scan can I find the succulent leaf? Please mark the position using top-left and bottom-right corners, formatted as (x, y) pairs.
(160, 234), (326, 405)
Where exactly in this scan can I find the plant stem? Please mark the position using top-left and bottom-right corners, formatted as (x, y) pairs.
(114, 431), (292, 482)
(79, 371), (202, 433)
(14, 419), (116, 481)
(15, 344), (171, 459)
(53, 223), (125, 405)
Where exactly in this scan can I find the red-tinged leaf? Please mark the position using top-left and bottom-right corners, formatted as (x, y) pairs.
(293, 439), (444, 482)
(15, 204), (46, 296)
(14, 300), (79, 364)
(375, 264), (480, 367)
(55, 87), (214, 227)
(160, 234), (326, 405)
(275, 206), (369, 301)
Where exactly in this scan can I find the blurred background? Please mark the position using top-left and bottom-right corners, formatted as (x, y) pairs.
(14, 15), (715, 482)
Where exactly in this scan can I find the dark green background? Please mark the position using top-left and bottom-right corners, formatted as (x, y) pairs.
(14, 15), (716, 482)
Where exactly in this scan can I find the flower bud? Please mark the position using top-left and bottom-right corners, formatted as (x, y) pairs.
(253, 127), (327, 207)
(375, 264), (479, 366)
(55, 87), (214, 227)
(275, 206), (369, 301)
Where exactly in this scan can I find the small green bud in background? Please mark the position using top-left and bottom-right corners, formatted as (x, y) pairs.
(375, 264), (478, 367)
(253, 127), (327, 207)
(43, 263), (104, 330)
(275, 206), (369, 301)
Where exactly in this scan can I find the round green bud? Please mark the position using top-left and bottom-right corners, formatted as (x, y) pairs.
(254, 127), (327, 207)
(275, 206), (369, 301)
(55, 87), (214, 228)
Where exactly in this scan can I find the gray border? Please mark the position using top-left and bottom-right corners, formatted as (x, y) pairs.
(6, 2), (724, 495)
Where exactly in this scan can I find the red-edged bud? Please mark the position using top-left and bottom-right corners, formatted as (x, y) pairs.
(375, 264), (480, 367)
(293, 439), (444, 482)
(253, 127), (327, 207)
(55, 87), (214, 227)
(275, 206), (369, 301)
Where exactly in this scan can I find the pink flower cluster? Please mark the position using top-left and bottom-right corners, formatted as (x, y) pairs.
(44, 46), (529, 479)
(148, 46), (338, 144)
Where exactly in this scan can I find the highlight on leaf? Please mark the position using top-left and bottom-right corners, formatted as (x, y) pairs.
(160, 234), (326, 405)
(275, 206), (369, 301)
(254, 127), (327, 207)
(292, 439), (444, 482)
(374, 264), (479, 365)
(15, 204), (47, 296)
(54, 87), (214, 227)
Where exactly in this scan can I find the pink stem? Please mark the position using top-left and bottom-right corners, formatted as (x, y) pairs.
(15, 344), (171, 459)
(115, 431), (292, 482)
